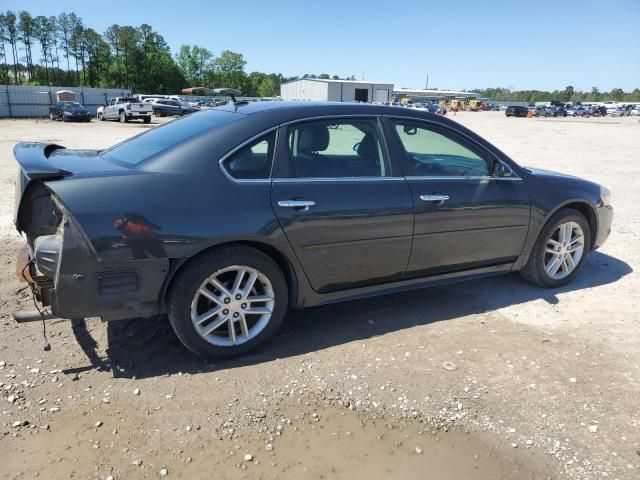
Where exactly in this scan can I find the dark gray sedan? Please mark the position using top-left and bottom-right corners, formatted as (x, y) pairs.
(49, 101), (92, 122)
(13, 102), (613, 358)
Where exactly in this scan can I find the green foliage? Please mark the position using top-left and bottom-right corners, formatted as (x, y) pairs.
(473, 86), (640, 103)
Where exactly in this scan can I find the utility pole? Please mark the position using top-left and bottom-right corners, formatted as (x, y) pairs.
(425, 74), (429, 90)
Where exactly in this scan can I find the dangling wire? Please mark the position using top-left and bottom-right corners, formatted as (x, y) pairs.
(22, 260), (51, 351)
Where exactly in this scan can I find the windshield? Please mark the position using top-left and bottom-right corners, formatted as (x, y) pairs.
(102, 110), (240, 166)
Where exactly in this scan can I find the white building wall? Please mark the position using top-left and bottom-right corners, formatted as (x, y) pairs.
(329, 82), (394, 103)
(280, 80), (329, 101)
(280, 80), (394, 103)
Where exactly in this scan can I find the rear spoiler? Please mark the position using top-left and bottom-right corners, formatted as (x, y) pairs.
(13, 142), (70, 180)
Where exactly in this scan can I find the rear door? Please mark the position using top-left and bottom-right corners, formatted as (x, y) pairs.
(271, 116), (414, 293)
(104, 99), (116, 118)
(385, 117), (530, 277)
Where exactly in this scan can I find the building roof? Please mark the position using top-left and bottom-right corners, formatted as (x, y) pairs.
(394, 88), (479, 96)
(283, 78), (393, 85)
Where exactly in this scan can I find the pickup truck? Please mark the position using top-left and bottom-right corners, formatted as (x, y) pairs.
(97, 97), (152, 123)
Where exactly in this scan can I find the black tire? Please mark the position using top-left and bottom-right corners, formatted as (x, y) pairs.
(98, 112), (104, 121)
(143, 116), (151, 124)
(520, 208), (591, 288)
(167, 245), (289, 358)
(153, 108), (162, 117)
(119, 111), (127, 123)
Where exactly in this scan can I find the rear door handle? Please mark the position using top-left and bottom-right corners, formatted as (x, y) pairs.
(420, 194), (450, 202)
(277, 200), (316, 211)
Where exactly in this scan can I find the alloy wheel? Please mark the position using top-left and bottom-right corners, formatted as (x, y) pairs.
(544, 221), (585, 280)
(190, 265), (275, 347)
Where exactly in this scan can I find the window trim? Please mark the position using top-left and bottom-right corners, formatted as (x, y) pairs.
(273, 115), (401, 180)
(218, 126), (279, 184)
(383, 115), (523, 181)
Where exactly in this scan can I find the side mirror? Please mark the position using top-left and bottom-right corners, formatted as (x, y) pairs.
(493, 160), (515, 178)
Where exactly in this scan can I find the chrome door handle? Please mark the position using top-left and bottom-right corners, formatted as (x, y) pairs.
(420, 194), (450, 202)
(277, 200), (316, 210)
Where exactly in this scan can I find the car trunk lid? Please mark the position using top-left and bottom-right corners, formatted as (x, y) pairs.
(14, 142), (128, 232)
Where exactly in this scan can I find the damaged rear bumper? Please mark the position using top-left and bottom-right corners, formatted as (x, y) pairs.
(17, 199), (169, 321)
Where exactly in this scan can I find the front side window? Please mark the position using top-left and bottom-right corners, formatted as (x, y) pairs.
(286, 119), (390, 178)
(222, 132), (276, 180)
(392, 120), (490, 177)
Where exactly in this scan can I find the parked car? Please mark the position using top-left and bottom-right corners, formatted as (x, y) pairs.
(425, 103), (439, 113)
(532, 105), (548, 117)
(145, 98), (199, 117)
(49, 101), (92, 122)
(630, 106), (640, 116)
(609, 106), (628, 117)
(97, 97), (153, 123)
(566, 106), (588, 117)
(12, 102), (612, 358)
(505, 105), (529, 117)
(547, 106), (567, 117)
(168, 95), (200, 107)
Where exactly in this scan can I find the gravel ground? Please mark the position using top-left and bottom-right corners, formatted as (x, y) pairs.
(0, 112), (638, 479)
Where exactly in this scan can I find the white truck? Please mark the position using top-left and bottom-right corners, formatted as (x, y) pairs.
(97, 96), (153, 123)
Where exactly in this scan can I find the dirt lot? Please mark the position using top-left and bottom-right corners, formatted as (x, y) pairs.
(0, 112), (638, 480)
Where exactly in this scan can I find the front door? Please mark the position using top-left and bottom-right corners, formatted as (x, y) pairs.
(271, 117), (414, 293)
(386, 117), (531, 277)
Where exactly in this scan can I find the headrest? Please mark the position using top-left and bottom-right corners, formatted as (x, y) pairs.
(357, 132), (379, 162)
(298, 126), (330, 152)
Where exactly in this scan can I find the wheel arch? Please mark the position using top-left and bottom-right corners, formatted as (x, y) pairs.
(159, 240), (300, 312)
(546, 200), (598, 251)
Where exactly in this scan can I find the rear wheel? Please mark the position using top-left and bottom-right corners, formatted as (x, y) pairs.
(143, 116), (151, 123)
(153, 108), (162, 117)
(167, 246), (288, 358)
(521, 208), (591, 288)
(119, 111), (127, 123)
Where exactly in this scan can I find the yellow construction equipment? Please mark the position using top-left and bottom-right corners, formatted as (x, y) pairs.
(438, 98), (485, 112)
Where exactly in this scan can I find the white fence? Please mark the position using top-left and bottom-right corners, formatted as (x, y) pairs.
(0, 85), (132, 118)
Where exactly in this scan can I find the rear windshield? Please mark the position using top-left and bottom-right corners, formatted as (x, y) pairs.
(102, 111), (240, 166)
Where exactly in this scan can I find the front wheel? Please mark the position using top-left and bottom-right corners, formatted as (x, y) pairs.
(520, 208), (591, 288)
(167, 246), (289, 358)
(98, 112), (104, 121)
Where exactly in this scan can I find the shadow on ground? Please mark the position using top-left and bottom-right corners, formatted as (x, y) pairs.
(64, 251), (632, 379)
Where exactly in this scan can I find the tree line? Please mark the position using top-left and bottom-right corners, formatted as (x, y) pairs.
(472, 85), (640, 103)
(0, 9), (348, 96)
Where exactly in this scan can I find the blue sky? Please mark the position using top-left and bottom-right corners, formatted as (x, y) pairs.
(4, 0), (639, 91)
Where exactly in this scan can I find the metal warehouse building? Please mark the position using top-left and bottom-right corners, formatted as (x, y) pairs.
(280, 79), (393, 103)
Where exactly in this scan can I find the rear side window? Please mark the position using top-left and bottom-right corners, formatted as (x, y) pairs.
(284, 118), (390, 178)
(222, 132), (276, 180)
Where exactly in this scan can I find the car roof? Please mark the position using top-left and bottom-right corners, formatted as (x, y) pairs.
(213, 100), (444, 120)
